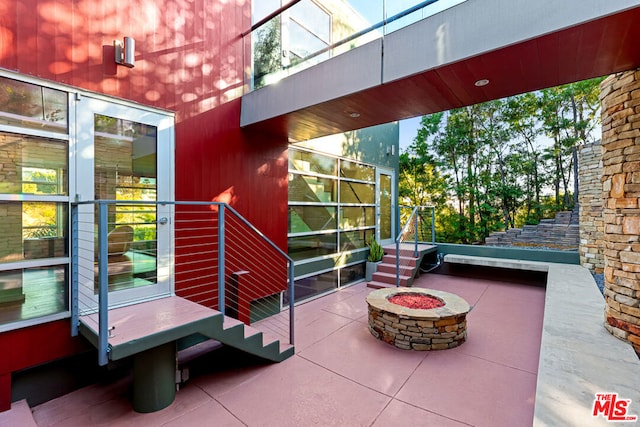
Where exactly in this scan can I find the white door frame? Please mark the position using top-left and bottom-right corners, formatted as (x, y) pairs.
(75, 95), (175, 310)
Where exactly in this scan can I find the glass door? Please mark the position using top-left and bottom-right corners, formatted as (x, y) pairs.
(376, 168), (394, 245)
(75, 96), (174, 308)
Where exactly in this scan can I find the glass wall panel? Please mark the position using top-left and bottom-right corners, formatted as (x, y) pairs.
(289, 206), (337, 233)
(0, 77), (68, 133)
(289, 174), (336, 203)
(340, 263), (365, 286)
(0, 133), (68, 195)
(379, 173), (392, 240)
(287, 269), (338, 303)
(340, 160), (374, 181)
(289, 150), (337, 176)
(340, 229), (374, 251)
(0, 202), (68, 263)
(340, 181), (375, 204)
(0, 266), (68, 326)
(340, 206), (374, 229)
(288, 233), (337, 260)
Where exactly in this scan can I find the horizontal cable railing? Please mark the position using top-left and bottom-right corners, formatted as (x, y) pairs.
(71, 201), (294, 366)
(394, 205), (435, 287)
(244, 0), (467, 92)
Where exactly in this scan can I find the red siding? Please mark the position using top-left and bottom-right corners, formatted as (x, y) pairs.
(0, 0), (289, 409)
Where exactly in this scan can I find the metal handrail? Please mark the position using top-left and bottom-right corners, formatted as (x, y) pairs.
(394, 205), (435, 287)
(71, 200), (295, 366)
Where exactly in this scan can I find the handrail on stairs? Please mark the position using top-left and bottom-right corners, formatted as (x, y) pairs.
(394, 205), (435, 287)
(70, 200), (295, 366)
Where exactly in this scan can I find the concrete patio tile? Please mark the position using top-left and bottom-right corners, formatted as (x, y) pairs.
(33, 378), (214, 427)
(321, 290), (370, 320)
(372, 399), (467, 427)
(299, 321), (428, 396)
(162, 399), (244, 427)
(396, 350), (537, 427)
(462, 310), (543, 373)
(210, 356), (391, 426)
(292, 310), (354, 352)
(414, 274), (490, 306)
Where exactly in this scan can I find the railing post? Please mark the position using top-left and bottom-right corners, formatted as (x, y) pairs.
(218, 205), (226, 315)
(97, 202), (109, 366)
(414, 208), (419, 257)
(431, 207), (436, 244)
(288, 261), (295, 345)
(395, 237), (400, 288)
(71, 203), (79, 337)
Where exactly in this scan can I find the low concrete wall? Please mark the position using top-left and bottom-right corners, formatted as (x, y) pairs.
(436, 243), (580, 265)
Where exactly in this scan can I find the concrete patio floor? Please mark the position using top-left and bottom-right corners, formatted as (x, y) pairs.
(20, 273), (546, 426)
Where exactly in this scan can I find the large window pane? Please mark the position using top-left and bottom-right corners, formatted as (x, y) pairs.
(0, 133), (68, 195)
(94, 114), (158, 292)
(340, 181), (375, 204)
(289, 269), (338, 302)
(340, 229), (374, 251)
(0, 202), (68, 262)
(289, 150), (337, 176)
(288, 233), (337, 261)
(340, 206), (374, 229)
(289, 206), (337, 233)
(289, 174), (336, 203)
(0, 266), (68, 326)
(0, 77), (68, 133)
(340, 160), (374, 181)
(290, 0), (331, 43)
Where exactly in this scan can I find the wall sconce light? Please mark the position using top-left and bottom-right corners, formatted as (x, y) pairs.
(114, 37), (135, 68)
(386, 146), (395, 156)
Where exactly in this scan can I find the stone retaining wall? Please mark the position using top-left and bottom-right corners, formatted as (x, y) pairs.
(578, 141), (605, 273)
(600, 68), (640, 354)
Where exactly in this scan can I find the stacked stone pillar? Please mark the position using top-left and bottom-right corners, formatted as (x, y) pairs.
(578, 141), (605, 273)
(600, 69), (640, 354)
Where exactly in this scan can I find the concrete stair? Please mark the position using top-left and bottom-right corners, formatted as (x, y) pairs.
(367, 244), (437, 289)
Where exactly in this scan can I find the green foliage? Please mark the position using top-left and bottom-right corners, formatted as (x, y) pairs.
(399, 77), (603, 243)
(367, 235), (384, 262)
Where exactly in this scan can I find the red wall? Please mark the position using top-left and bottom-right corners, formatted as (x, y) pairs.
(0, 0), (289, 410)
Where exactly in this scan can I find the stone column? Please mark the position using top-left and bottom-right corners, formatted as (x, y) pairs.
(600, 69), (640, 354)
(578, 141), (604, 273)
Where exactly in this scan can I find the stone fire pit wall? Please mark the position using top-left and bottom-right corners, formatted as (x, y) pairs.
(366, 288), (470, 350)
(601, 68), (640, 354)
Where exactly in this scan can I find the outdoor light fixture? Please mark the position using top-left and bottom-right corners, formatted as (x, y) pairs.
(386, 145), (395, 156)
(348, 111), (360, 118)
(114, 37), (135, 68)
(474, 78), (490, 87)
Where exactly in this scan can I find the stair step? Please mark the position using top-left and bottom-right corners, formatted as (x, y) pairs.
(381, 255), (418, 266)
(367, 281), (400, 289)
(377, 263), (414, 275)
(372, 271), (411, 286)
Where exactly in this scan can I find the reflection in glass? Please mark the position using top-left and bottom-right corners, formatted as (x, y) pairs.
(0, 76), (68, 133)
(340, 181), (375, 204)
(379, 173), (392, 240)
(289, 206), (337, 233)
(0, 202), (68, 263)
(0, 132), (68, 195)
(0, 266), (68, 327)
(289, 174), (336, 203)
(289, 150), (337, 176)
(340, 229), (374, 251)
(94, 114), (158, 292)
(340, 206), (374, 229)
(340, 160), (374, 181)
(288, 233), (337, 261)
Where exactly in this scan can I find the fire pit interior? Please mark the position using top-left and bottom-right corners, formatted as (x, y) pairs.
(367, 287), (470, 350)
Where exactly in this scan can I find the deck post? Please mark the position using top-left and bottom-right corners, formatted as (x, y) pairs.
(132, 342), (176, 413)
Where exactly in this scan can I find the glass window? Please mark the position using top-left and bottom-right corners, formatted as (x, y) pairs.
(340, 206), (375, 229)
(0, 76), (68, 133)
(0, 266), (68, 326)
(340, 181), (375, 204)
(289, 206), (337, 233)
(0, 132), (68, 195)
(289, 150), (337, 175)
(288, 233), (337, 261)
(340, 160), (374, 181)
(289, 174), (336, 203)
(290, 0), (331, 42)
(0, 202), (68, 262)
(340, 229), (374, 251)
(340, 263), (365, 286)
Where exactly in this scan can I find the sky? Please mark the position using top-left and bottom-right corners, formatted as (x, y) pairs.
(399, 116), (423, 151)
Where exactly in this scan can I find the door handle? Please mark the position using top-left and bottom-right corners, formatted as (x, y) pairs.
(158, 217), (169, 225)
